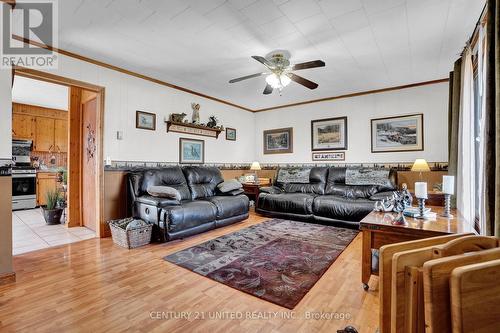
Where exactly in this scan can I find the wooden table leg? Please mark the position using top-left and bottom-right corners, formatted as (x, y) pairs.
(361, 230), (372, 290)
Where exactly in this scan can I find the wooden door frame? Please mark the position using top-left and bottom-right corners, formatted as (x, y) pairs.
(14, 67), (106, 237)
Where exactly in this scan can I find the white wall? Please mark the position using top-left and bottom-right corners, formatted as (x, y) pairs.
(39, 54), (256, 164)
(255, 83), (449, 164)
(0, 70), (12, 159)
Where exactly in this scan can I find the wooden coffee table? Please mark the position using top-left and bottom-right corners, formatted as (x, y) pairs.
(359, 207), (473, 290)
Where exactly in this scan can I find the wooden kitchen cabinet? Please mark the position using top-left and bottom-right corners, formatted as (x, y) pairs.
(12, 113), (35, 140)
(54, 119), (68, 152)
(36, 172), (58, 206)
(34, 117), (55, 152)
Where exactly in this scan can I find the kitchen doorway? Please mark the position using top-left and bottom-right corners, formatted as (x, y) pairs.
(13, 68), (105, 244)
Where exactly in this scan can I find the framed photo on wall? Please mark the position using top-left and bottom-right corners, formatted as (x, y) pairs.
(370, 114), (424, 153)
(226, 127), (236, 141)
(136, 111), (156, 130)
(312, 151), (345, 161)
(179, 138), (205, 164)
(263, 127), (293, 154)
(311, 117), (347, 151)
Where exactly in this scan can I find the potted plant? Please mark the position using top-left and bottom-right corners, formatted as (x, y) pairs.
(42, 189), (63, 225)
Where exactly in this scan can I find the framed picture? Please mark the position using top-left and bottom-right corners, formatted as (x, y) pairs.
(311, 117), (347, 151)
(179, 138), (205, 164)
(263, 127), (293, 154)
(136, 111), (156, 130)
(226, 127), (236, 141)
(371, 114), (424, 153)
(312, 151), (345, 161)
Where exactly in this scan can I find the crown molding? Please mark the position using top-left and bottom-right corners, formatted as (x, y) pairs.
(253, 78), (450, 112)
(12, 35), (449, 114)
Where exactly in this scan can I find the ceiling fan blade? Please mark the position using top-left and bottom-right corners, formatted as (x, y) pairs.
(228, 72), (267, 83)
(252, 55), (275, 69)
(287, 73), (319, 90)
(291, 60), (325, 71)
(263, 84), (273, 95)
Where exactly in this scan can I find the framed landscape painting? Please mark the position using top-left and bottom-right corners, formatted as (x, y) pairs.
(179, 138), (204, 164)
(311, 117), (347, 151)
(371, 114), (424, 153)
(136, 111), (156, 130)
(226, 127), (236, 141)
(263, 127), (293, 154)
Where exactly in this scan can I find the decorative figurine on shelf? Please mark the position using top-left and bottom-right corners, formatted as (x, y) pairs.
(191, 103), (200, 124)
(169, 112), (186, 123)
(207, 116), (218, 128)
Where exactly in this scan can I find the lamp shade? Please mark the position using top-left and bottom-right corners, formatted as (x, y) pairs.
(250, 161), (261, 171)
(411, 159), (430, 172)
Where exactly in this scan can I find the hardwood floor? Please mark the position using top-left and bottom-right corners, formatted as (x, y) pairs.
(0, 212), (379, 333)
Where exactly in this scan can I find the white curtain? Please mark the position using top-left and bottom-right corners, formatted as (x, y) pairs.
(456, 45), (475, 226)
(477, 25), (488, 234)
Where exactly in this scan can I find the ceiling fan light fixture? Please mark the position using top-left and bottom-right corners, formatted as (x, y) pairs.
(265, 73), (291, 89)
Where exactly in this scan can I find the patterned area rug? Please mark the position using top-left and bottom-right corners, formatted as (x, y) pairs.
(164, 219), (358, 309)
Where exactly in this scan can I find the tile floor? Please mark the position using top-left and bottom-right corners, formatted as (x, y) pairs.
(12, 208), (96, 255)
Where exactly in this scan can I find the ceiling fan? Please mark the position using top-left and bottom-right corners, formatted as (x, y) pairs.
(229, 51), (325, 95)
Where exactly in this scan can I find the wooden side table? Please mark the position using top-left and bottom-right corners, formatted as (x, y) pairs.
(359, 207), (472, 290)
(241, 182), (271, 202)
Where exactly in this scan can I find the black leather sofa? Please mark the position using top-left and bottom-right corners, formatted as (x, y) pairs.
(129, 166), (249, 242)
(256, 167), (397, 228)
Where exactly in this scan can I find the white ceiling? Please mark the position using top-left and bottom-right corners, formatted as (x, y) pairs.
(12, 76), (69, 111)
(48, 0), (485, 109)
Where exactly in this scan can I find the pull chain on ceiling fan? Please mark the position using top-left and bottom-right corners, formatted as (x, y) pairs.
(229, 51), (325, 95)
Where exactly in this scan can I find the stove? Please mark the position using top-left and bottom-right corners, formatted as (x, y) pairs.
(12, 140), (37, 210)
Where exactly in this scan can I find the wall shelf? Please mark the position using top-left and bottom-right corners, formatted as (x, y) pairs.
(165, 121), (223, 138)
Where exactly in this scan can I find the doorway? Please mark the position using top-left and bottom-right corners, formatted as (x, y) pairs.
(14, 67), (105, 240)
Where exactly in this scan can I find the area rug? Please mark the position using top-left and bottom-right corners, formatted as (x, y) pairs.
(164, 219), (358, 309)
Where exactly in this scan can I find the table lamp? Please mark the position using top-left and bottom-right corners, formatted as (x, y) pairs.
(411, 158), (430, 180)
(441, 175), (455, 218)
(250, 161), (261, 184)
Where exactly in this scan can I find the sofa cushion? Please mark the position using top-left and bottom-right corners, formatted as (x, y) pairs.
(277, 167), (328, 194)
(258, 193), (314, 215)
(135, 195), (180, 207)
(325, 167), (397, 196)
(313, 195), (376, 222)
(183, 166), (224, 199)
(147, 185), (182, 201)
(217, 179), (242, 193)
(201, 195), (249, 220)
(163, 200), (217, 233)
(138, 167), (191, 200)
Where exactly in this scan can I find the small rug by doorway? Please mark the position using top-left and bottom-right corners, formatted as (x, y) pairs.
(164, 219), (358, 309)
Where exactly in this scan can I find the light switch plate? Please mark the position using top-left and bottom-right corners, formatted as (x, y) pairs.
(117, 131), (123, 140)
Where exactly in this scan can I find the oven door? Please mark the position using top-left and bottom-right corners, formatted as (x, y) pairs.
(12, 174), (37, 198)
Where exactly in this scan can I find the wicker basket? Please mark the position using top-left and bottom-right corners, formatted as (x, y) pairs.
(109, 218), (152, 249)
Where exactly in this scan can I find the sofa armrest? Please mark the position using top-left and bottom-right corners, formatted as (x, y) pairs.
(259, 186), (282, 194)
(217, 188), (244, 196)
(369, 191), (395, 201)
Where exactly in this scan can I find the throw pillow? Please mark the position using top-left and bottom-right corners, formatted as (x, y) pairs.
(147, 186), (182, 201)
(345, 168), (390, 186)
(224, 188), (244, 196)
(217, 179), (242, 193)
(277, 168), (311, 183)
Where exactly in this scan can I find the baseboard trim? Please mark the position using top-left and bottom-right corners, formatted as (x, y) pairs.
(0, 272), (16, 285)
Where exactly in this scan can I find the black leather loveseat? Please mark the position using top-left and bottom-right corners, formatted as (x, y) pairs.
(129, 166), (249, 242)
(256, 167), (397, 228)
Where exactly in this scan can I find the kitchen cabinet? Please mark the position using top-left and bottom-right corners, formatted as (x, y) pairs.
(54, 119), (68, 153)
(36, 172), (58, 206)
(34, 117), (55, 152)
(12, 113), (35, 140)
